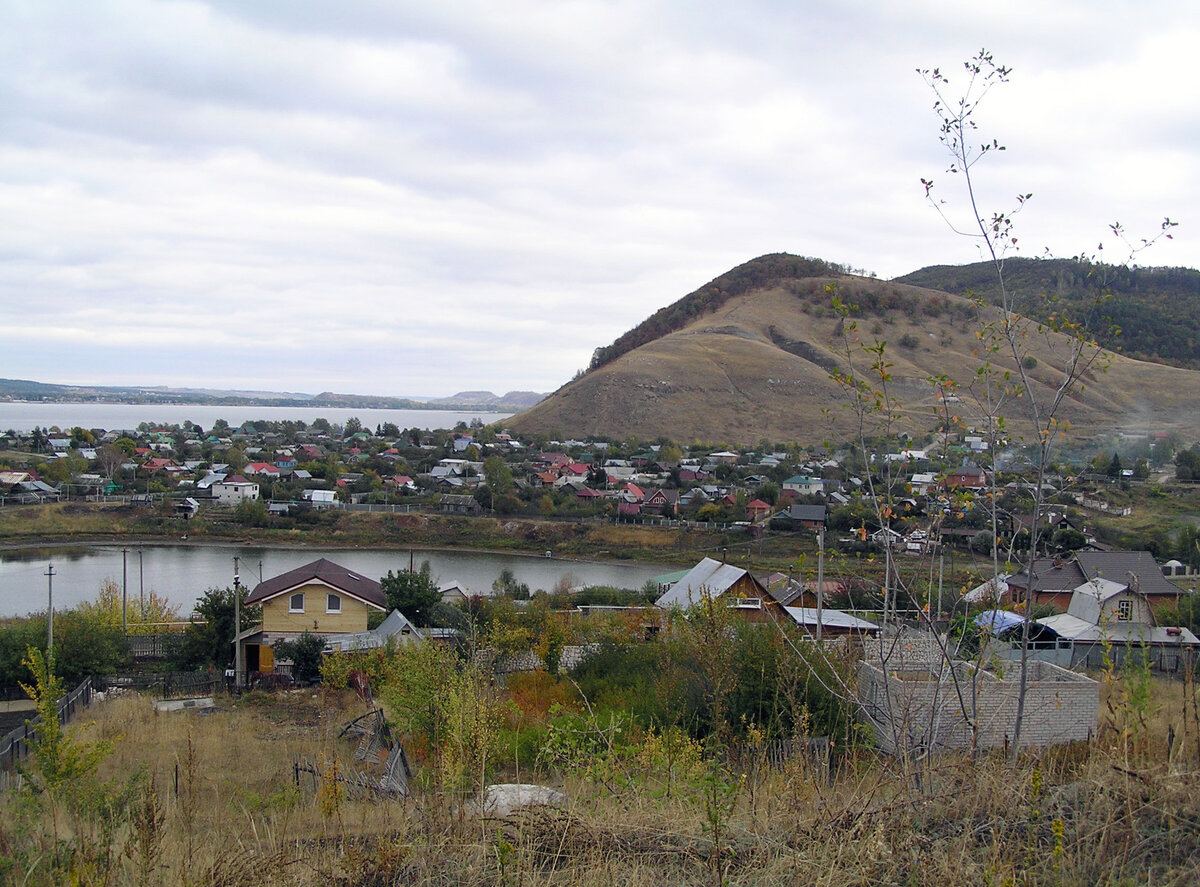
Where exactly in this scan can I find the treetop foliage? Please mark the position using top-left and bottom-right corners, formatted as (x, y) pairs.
(896, 257), (1200, 369)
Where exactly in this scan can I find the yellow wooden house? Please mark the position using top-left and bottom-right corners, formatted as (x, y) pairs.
(237, 558), (387, 676)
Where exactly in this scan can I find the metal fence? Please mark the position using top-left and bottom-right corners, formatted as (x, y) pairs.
(101, 671), (224, 699)
(0, 676), (93, 779)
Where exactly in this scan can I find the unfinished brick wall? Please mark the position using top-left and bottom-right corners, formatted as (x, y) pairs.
(858, 659), (1098, 754)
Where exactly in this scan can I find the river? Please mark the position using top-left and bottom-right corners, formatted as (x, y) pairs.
(0, 402), (512, 434)
(0, 543), (676, 618)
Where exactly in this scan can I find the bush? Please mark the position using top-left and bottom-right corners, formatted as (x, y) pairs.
(273, 631), (325, 683)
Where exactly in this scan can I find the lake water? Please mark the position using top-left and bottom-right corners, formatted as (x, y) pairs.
(0, 543), (676, 618)
(0, 402), (512, 435)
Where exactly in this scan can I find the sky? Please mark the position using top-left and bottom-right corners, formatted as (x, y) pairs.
(2, 1), (1197, 399)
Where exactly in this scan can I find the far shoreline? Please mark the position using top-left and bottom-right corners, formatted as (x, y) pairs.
(0, 534), (690, 573)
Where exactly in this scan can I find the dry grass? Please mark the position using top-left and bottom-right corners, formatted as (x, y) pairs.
(4, 677), (1200, 885)
(509, 279), (1200, 446)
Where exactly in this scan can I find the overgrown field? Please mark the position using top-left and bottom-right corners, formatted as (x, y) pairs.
(5, 652), (1200, 886)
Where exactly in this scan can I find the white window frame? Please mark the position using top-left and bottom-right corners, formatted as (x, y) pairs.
(289, 592), (305, 613)
(326, 593), (342, 614)
(1116, 599), (1132, 622)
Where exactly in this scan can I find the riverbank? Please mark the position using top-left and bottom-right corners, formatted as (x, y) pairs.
(0, 501), (815, 572)
(0, 501), (1000, 600)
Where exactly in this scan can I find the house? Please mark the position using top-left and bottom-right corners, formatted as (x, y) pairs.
(655, 557), (771, 617)
(745, 498), (772, 521)
(620, 483), (646, 503)
(775, 504), (827, 529)
(438, 494), (482, 515)
(616, 501), (642, 518)
(438, 579), (474, 604)
(174, 497), (200, 519)
(1034, 577), (1200, 670)
(782, 606), (880, 638)
(644, 488), (679, 516)
(910, 472), (939, 495)
(303, 489), (337, 508)
(943, 464), (989, 491)
(782, 475), (825, 496)
(707, 451), (741, 465)
(211, 475), (260, 505)
(140, 457), (186, 476)
(236, 558), (388, 679)
(1006, 550), (1187, 613)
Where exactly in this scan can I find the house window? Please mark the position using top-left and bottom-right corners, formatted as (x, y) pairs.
(1117, 599), (1132, 622)
(289, 593), (305, 613)
(326, 593), (342, 614)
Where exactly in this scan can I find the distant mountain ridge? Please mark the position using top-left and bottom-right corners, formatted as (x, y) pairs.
(0, 379), (544, 412)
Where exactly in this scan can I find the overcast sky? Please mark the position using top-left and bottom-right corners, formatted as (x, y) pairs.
(3, 1), (1196, 399)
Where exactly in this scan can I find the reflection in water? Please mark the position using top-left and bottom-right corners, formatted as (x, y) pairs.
(0, 543), (675, 618)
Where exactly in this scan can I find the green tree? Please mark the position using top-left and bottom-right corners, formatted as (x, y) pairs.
(484, 454), (514, 499)
(175, 587), (256, 670)
(492, 568), (531, 601)
(1107, 452), (1122, 479)
(381, 562), (441, 625)
(234, 497), (268, 527)
(19, 647), (117, 845)
(274, 631), (326, 683)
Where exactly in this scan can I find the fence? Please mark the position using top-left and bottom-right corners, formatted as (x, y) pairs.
(0, 676), (93, 782)
(101, 671), (224, 699)
(125, 633), (186, 660)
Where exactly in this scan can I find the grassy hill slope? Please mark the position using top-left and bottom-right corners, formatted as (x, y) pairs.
(508, 256), (1200, 446)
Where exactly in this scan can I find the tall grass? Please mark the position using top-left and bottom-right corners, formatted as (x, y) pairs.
(2, 675), (1198, 885)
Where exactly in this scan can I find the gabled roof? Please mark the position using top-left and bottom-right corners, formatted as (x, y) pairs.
(1075, 550), (1182, 597)
(1066, 577), (1128, 623)
(784, 504), (827, 523)
(1013, 550), (1181, 597)
(322, 609), (423, 652)
(655, 557), (765, 609)
(245, 558), (385, 608)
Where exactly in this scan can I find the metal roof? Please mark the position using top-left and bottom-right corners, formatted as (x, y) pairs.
(245, 558), (385, 608)
(655, 557), (760, 608)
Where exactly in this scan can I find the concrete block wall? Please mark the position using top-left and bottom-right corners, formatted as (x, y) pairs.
(858, 658), (1098, 754)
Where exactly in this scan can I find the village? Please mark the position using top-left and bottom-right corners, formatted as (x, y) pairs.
(3, 417), (1200, 884)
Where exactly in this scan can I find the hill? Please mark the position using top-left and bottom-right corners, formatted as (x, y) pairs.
(896, 258), (1200, 370)
(506, 254), (1200, 447)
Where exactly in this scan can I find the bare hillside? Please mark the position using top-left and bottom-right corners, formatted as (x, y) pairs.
(507, 263), (1200, 446)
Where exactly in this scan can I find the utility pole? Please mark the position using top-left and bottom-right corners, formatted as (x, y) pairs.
(45, 563), (55, 655)
(937, 550), (945, 623)
(816, 524), (825, 641)
(122, 547), (128, 634)
(138, 546), (145, 612)
(233, 556), (243, 689)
